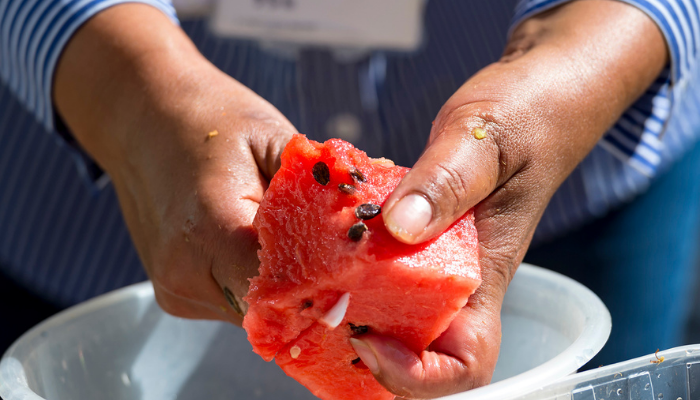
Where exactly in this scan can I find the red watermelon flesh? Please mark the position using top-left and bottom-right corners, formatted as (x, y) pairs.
(244, 134), (481, 400)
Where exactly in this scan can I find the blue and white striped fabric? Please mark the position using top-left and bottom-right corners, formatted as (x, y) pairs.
(0, 0), (699, 306)
(0, 0), (178, 132)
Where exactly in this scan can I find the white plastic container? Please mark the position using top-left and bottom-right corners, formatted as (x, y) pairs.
(0, 264), (610, 400)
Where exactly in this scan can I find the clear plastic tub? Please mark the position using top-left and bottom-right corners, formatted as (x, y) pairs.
(0, 264), (610, 400)
(514, 345), (700, 400)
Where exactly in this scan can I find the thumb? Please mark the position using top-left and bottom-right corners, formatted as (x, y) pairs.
(348, 283), (503, 399)
(383, 103), (507, 244)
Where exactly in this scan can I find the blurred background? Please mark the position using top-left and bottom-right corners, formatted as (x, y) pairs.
(1, 0), (699, 380)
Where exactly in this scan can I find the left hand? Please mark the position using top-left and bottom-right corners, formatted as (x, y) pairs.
(53, 4), (297, 325)
(349, 1), (668, 398)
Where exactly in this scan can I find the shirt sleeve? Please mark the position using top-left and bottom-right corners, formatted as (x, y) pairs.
(0, 0), (179, 133)
(0, 0), (179, 186)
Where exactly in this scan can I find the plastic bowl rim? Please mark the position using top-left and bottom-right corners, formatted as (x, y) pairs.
(0, 264), (610, 400)
(440, 263), (612, 399)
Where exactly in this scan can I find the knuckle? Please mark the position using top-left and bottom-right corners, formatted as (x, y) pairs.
(437, 101), (508, 142)
(431, 162), (470, 217)
(435, 101), (522, 185)
(456, 101), (525, 158)
(469, 110), (512, 167)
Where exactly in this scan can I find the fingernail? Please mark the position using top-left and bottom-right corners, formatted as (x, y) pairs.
(350, 338), (380, 374)
(385, 194), (432, 241)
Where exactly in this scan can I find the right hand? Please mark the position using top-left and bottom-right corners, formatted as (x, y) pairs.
(54, 3), (296, 324)
(352, 1), (668, 398)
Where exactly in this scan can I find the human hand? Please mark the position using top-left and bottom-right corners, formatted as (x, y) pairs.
(54, 4), (295, 325)
(350, 1), (668, 397)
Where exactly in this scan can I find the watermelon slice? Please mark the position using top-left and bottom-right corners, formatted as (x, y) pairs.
(243, 134), (481, 400)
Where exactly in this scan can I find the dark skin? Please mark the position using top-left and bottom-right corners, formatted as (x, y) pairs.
(54, 1), (666, 398)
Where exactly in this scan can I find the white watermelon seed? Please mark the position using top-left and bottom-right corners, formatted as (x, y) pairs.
(320, 292), (350, 329)
(290, 346), (301, 359)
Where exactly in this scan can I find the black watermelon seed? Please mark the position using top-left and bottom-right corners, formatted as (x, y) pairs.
(302, 300), (313, 310)
(355, 204), (381, 220)
(349, 168), (366, 183)
(312, 162), (330, 186)
(348, 222), (367, 242)
(349, 323), (369, 335)
(352, 358), (362, 365)
(223, 287), (244, 316)
(338, 183), (356, 195)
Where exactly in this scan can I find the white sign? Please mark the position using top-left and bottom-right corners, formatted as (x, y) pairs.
(210, 0), (425, 50)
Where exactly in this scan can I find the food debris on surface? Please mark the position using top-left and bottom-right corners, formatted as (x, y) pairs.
(223, 287), (244, 316)
(206, 130), (219, 141)
(650, 348), (665, 364)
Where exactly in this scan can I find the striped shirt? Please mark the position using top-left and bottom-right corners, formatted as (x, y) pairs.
(0, 0), (698, 306)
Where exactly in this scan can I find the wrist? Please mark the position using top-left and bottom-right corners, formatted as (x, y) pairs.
(504, 0), (667, 107)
